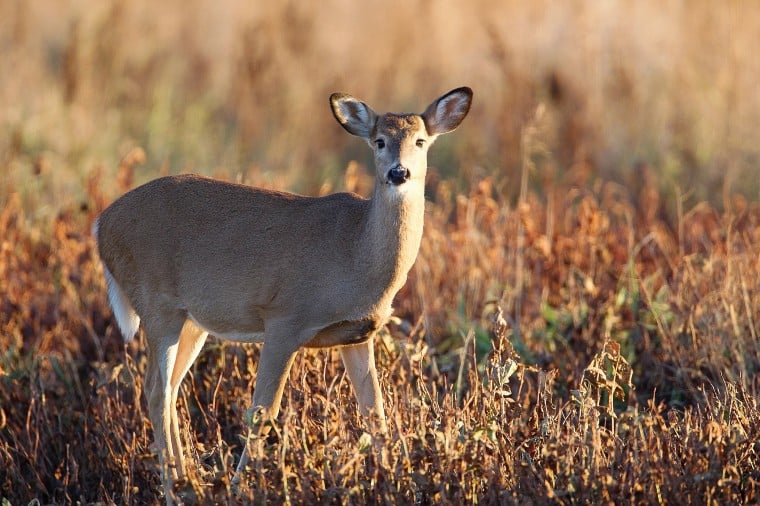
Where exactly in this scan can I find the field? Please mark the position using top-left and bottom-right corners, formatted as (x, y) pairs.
(1, 1), (759, 504)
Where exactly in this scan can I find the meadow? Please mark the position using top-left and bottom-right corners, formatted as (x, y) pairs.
(1, 1), (759, 504)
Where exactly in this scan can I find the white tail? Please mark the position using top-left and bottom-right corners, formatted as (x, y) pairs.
(92, 219), (141, 341)
(102, 264), (141, 341)
(94, 87), (472, 501)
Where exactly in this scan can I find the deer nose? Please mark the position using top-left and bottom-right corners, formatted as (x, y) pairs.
(386, 165), (410, 185)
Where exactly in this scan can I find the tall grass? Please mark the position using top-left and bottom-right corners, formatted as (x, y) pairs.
(1, 1), (759, 503)
(1, 172), (758, 503)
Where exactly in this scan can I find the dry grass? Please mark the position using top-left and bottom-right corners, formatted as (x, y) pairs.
(1, 169), (758, 504)
(1, 1), (760, 504)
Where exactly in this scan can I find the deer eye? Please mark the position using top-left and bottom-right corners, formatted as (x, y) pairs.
(375, 139), (386, 149)
(415, 139), (425, 148)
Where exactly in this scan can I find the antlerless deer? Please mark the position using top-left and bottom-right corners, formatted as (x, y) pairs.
(93, 87), (472, 501)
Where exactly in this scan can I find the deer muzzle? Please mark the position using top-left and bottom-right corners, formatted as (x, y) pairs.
(386, 165), (410, 185)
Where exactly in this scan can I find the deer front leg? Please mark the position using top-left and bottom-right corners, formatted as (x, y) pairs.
(232, 338), (298, 485)
(340, 337), (387, 433)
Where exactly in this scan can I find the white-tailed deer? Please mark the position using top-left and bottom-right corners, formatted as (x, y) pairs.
(93, 87), (472, 500)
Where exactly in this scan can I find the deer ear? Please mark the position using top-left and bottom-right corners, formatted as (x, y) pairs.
(422, 87), (473, 136)
(330, 93), (378, 139)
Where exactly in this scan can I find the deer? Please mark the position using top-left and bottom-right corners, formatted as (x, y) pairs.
(92, 87), (472, 501)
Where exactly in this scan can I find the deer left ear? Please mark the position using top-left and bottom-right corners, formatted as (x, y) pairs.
(422, 87), (473, 136)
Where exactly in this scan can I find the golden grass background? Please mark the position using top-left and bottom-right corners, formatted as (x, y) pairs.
(1, 1), (759, 504)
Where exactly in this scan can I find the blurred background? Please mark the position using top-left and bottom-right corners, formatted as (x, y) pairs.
(2, 0), (758, 223)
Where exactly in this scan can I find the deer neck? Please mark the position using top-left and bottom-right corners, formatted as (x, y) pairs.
(362, 182), (426, 297)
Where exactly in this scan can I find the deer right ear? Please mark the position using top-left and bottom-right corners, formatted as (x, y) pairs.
(330, 93), (378, 139)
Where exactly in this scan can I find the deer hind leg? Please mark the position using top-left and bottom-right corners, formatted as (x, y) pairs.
(168, 319), (208, 479)
(340, 336), (387, 433)
(143, 316), (185, 495)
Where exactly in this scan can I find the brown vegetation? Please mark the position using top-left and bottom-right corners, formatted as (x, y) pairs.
(1, 1), (759, 504)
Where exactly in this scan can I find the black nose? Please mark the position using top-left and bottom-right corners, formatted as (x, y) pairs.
(387, 166), (410, 185)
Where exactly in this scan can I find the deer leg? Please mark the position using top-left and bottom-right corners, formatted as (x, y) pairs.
(143, 314), (186, 502)
(233, 337), (298, 483)
(167, 319), (208, 479)
(144, 342), (160, 453)
(340, 336), (387, 433)
(145, 336), (181, 497)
